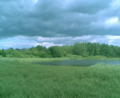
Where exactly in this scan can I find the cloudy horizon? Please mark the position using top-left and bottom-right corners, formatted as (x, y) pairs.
(0, 0), (120, 49)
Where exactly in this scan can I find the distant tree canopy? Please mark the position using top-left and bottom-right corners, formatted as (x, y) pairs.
(48, 46), (63, 57)
(0, 43), (120, 58)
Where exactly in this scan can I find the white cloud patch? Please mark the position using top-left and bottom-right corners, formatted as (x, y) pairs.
(35, 42), (63, 48)
(33, 0), (38, 4)
(107, 36), (120, 39)
(111, 0), (120, 9)
(104, 17), (119, 27)
(106, 35), (120, 45)
(0, 35), (120, 49)
(0, 41), (62, 49)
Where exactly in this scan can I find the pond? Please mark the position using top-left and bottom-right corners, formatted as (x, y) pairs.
(33, 60), (120, 66)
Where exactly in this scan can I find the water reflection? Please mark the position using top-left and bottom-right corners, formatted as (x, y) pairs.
(33, 60), (120, 66)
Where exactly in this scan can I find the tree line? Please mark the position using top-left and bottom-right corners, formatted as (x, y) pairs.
(0, 42), (120, 58)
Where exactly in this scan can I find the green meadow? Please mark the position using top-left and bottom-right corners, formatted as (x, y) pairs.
(1, 55), (120, 62)
(0, 58), (120, 98)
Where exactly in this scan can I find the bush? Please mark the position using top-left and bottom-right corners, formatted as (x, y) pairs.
(63, 51), (67, 56)
(82, 52), (88, 57)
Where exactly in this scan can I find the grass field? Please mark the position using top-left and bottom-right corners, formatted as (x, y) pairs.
(0, 58), (70, 62)
(0, 59), (120, 98)
(0, 55), (120, 63)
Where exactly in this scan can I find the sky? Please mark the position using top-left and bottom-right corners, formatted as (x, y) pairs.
(0, 0), (120, 49)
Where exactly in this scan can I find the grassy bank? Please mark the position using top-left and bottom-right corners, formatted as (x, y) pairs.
(0, 58), (70, 62)
(0, 61), (120, 98)
(0, 55), (120, 63)
(66, 55), (120, 60)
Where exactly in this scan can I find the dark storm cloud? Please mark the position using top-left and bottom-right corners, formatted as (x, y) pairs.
(0, 0), (120, 39)
(64, 0), (113, 14)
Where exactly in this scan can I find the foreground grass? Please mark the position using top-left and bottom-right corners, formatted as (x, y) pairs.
(0, 61), (120, 98)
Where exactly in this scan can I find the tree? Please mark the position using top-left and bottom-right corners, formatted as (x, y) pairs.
(0, 50), (2, 55)
(72, 43), (87, 55)
(86, 42), (94, 56)
(33, 50), (39, 56)
(12, 51), (22, 58)
(72, 43), (82, 55)
(100, 44), (108, 56)
(38, 51), (49, 58)
(48, 46), (63, 57)
(35, 45), (46, 51)
(61, 45), (73, 54)
(2, 49), (6, 57)
(93, 43), (100, 56)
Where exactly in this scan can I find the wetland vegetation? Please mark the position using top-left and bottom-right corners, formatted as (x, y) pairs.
(0, 60), (120, 98)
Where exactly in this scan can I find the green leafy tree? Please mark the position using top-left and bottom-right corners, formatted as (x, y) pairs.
(72, 43), (82, 55)
(61, 45), (73, 54)
(48, 46), (63, 57)
(93, 43), (100, 56)
(72, 43), (87, 55)
(2, 42), (120, 58)
(33, 50), (39, 56)
(38, 51), (49, 58)
(100, 44), (108, 56)
(12, 51), (22, 58)
(0, 50), (2, 55)
(35, 45), (47, 51)
(86, 43), (94, 56)
(2, 49), (6, 57)
(6, 48), (14, 54)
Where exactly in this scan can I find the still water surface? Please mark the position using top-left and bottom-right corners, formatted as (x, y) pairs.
(34, 60), (120, 66)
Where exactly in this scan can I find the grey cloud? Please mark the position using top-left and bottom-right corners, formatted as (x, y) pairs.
(35, 35), (114, 45)
(0, 0), (120, 39)
(65, 0), (113, 14)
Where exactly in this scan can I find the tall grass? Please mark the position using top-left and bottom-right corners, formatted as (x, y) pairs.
(0, 61), (120, 98)
(0, 55), (120, 63)
(0, 58), (70, 62)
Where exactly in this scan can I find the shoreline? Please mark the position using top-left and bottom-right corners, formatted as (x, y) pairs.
(0, 56), (120, 63)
